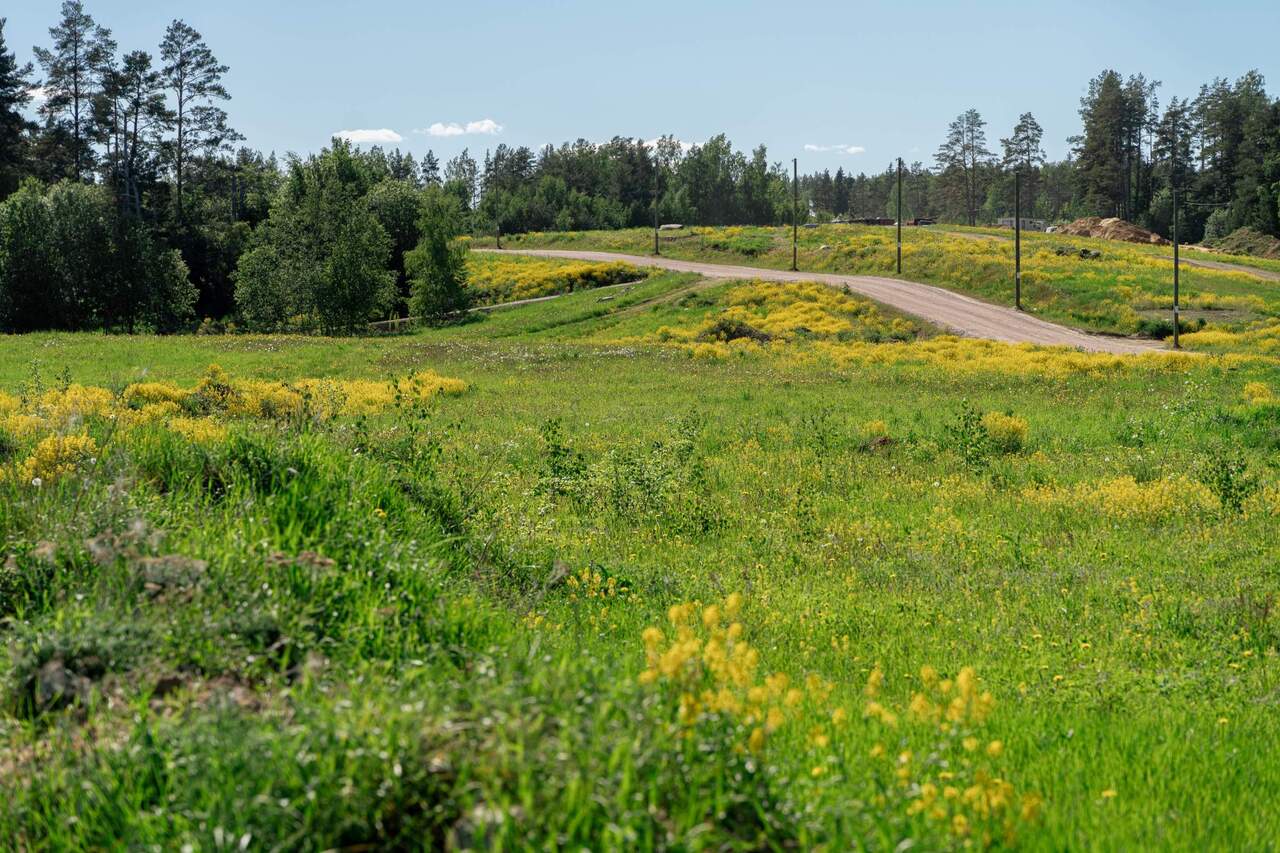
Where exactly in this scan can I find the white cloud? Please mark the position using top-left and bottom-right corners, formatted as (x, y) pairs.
(416, 119), (503, 137)
(334, 128), (404, 144)
(27, 86), (50, 103)
(803, 144), (866, 155)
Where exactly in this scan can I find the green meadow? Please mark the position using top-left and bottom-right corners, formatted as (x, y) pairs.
(2, 271), (1280, 849)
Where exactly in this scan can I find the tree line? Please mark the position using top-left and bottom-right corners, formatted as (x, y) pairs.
(1, 3), (1278, 334)
(804, 71), (1280, 244)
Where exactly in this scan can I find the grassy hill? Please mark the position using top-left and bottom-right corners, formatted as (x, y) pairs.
(480, 225), (1280, 341)
(2, 274), (1280, 848)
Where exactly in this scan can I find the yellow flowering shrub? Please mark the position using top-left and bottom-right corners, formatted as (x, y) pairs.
(860, 419), (890, 440)
(981, 411), (1029, 453)
(16, 434), (98, 485)
(1, 413), (45, 440)
(123, 381), (191, 408)
(1, 366), (469, 467)
(167, 417), (228, 445)
(1242, 381), (1273, 404)
(32, 384), (115, 425)
(1181, 320), (1280, 354)
(638, 593), (777, 733)
(1022, 476), (1216, 522)
(652, 281), (919, 346)
(126, 365), (467, 421)
(468, 255), (643, 303)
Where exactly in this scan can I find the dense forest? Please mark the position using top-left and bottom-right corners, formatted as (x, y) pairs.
(1, 3), (1279, 332)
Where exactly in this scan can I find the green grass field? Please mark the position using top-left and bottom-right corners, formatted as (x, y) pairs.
(3, 271), (1280, 849)
(479, 225), (1280, 340)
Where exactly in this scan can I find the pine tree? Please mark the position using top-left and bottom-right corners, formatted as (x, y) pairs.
(420, 150), (440, 185)
(935, 109), (991, 225)
(1074, 70), (1129, 217)
(1000, 112), (1045, 218)
(0, 17), (35, 193)
(159, 19), (237, 223)
(33, 1), (114, 181)
(443, 148), (478, 208)
(101, 50), (168, 216)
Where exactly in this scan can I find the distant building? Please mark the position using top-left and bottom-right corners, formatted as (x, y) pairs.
(997, 217), (1047, 232)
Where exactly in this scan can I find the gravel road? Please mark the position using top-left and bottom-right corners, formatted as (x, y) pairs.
(480, 248), (1165, 354)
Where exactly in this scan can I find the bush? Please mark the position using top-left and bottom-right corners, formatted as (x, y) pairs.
(695, 317), (772, 343)
(1198, 450), (1257, 514)
(944, 402), (991, 466)
(981, 411), (1028, 454)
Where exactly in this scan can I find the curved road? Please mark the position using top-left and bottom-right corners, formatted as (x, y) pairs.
(480, 249), (1164, 354)
(1171, 254), (1280, 282)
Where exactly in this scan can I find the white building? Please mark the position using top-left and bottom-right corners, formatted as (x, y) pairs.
(996, 217), (1047, 232)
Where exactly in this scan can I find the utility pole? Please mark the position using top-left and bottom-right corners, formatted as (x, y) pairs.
(1014, 170), (1021, 311)
(653, 161), (660, 256)
(792, 157), (798, 271)
(496, 218), (502, 250)
(896, 158), (903, 275)
(1172, 184), (1180, 349)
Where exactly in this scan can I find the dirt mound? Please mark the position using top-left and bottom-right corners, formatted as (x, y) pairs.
(1057, 217), (1168, 245)
(1209, 227), (1280, 259)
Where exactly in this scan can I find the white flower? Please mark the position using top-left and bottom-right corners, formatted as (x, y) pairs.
(31, 477), (42, 488)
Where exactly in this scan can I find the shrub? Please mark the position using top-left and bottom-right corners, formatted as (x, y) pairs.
(467, 256), (642, 304)
(536, 418), (586, 499)
(1198, 450), (1257, 514)
(944, 402), (991, 466)
(1243, 382), (1273, 405)
(17, 434), (98, 486)
(696, 317), (772, 343)
(981, 411), (1029, 453)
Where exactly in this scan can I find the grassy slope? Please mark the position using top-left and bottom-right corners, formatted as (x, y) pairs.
(3, 275), (1280, 848)
(478, 225), (1280, 336)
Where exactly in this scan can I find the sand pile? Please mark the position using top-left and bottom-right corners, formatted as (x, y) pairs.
(1058, 217), (1168, 245)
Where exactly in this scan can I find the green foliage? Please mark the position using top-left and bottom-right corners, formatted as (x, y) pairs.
(943, 400), (992, 466)
(4, 284), (1280, 847)
(536, 417), (586, 498)
(1198, 449), (1258, 514)
(0, 180), (196, 332)
(1203, 208), (1233, 242)
(366, 177), (425, 308)
(0, 18), (33, 196)
(230, 242), (290, 330)
(233, 140), (395, 333)
(407, 188), (472, 323)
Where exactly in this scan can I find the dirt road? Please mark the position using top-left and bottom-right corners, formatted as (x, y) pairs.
(1168, 254), (1280, 282)
(479, 249), (1164, 354)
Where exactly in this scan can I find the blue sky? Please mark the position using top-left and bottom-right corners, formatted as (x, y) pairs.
(8, 0), (1279, 172)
